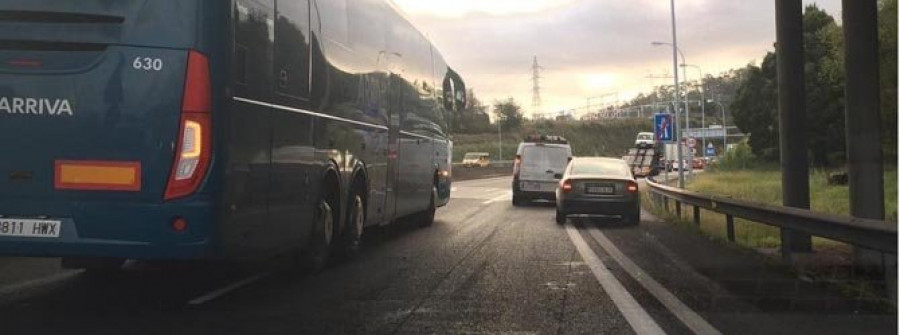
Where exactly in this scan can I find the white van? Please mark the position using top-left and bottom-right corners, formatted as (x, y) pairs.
(512, 136), (573, 206)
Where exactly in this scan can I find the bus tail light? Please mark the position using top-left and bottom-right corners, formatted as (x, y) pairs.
(165, 50), (212, 201)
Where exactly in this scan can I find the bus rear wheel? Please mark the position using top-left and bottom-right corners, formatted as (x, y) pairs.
(419, 186), (437, 227)
(339, 192), (365, 257)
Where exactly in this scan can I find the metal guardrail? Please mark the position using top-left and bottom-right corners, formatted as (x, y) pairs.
(646, 176), (897, 255)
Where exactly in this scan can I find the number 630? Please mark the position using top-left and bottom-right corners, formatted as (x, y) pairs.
(132, 57), (163, 71)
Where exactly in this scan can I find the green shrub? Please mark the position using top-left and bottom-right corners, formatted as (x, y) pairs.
(713, 139), (757, 171)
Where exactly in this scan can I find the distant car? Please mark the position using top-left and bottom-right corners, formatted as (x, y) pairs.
(555, 157), (641, 225)
(512, 135), (572, 206)
(635, 132), (655, 148)
(670, 159), (689, 171)
(692, 158), (705, 170)
(462, 152), (491, 168)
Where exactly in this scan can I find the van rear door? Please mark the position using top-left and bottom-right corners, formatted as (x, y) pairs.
(519, 145), (570, 191)
(0, 1), (207, 203)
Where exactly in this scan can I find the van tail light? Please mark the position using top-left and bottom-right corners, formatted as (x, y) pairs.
(165, 50), (212, 201)
(561, 179), (573, 193)
(513, 155), (522, 176)
(626, 181), (639, 193)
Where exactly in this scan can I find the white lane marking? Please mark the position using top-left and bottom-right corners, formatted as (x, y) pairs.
(481, 191), (512, 204)
(587, 229), (722, 335)
(187, 272), (270, 306)
(0, 271), (80, 297)
(565, 225), (665, 335)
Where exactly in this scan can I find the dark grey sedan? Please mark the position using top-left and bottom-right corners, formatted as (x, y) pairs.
(555, 157), (641, 224)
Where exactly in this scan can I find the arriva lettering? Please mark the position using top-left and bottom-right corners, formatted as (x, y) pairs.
(0, 97), (74, 116)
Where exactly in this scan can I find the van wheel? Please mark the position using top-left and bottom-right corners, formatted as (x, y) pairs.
(420, 187), (437, 227)
(339, 192), (365, 256)
(512, 194), (524, 206)
(302, 197), (335, 272)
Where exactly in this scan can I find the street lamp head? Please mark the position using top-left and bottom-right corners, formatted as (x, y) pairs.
(651, 41), (667, 46)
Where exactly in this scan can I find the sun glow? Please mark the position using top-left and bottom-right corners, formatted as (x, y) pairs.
(391, 0), (577, 18)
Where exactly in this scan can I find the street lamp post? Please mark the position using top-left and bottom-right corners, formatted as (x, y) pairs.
(651, 41), (688, 135)
(652, 0), (684, 188)
(498, 120), (502, 161)
(708, 99), (727, 152)
(682, 64), (706, 156)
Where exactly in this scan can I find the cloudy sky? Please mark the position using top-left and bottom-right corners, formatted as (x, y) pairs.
(391, 0), (842, 118)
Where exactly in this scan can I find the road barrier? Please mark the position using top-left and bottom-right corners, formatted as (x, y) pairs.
(646, 177), (897, 256)
(451, 161), (513, 181)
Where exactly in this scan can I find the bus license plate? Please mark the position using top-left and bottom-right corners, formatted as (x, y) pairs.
(587, 186), (614, 195)
(0, 218), (62, 238)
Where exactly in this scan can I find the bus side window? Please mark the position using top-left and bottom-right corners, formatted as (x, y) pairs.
(234, 0), (274, 99)
(274, 0), (311, 100)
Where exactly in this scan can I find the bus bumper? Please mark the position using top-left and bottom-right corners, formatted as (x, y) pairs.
(0, 198), (217, 260)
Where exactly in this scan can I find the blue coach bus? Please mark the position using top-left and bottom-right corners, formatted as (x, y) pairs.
(0, 0), (466, 270)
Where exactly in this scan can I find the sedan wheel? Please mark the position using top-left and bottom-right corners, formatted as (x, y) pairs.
(555, 210), (566, 224)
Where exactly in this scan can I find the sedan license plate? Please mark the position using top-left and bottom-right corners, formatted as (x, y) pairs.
(586, 186), (615, 195)
(0, 218), (62, 238)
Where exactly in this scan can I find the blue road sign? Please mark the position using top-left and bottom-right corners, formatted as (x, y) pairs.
(654, 113), (675, 143)
(706, 143), (716, 156)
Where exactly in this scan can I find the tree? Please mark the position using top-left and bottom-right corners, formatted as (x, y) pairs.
(803, 5), (846, 166)
(493, 98), (524, 130)
(731, 53), (780, 161)
(457, 90), (492, 133)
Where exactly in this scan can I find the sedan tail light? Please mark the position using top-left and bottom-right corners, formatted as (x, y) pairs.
(626, 181), (639, 193)
(561, 179), (573, 193)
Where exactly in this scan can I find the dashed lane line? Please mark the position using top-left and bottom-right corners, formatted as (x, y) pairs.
(565, 225), (666, 335)
(481, 191), (512, 205)
(0, 271), (80, 298)
(187, 272), (270, 306)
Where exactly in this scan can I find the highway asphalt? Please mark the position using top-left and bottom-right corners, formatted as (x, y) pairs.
(0, 176), (893, 334)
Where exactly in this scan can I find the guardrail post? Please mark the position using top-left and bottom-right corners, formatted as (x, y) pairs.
(726, 215), (735, 242)
(675, 201), (682, 219)
(693, 206), (701, 226)
(663, 197), (669, 211)
(781, 229), (793, 263)
(885, 254), (897, 303)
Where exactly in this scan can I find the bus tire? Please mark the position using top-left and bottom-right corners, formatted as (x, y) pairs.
(419, 186), (437, 227)
(302, 195), (335, 272)
(339, 191), (365, 257)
